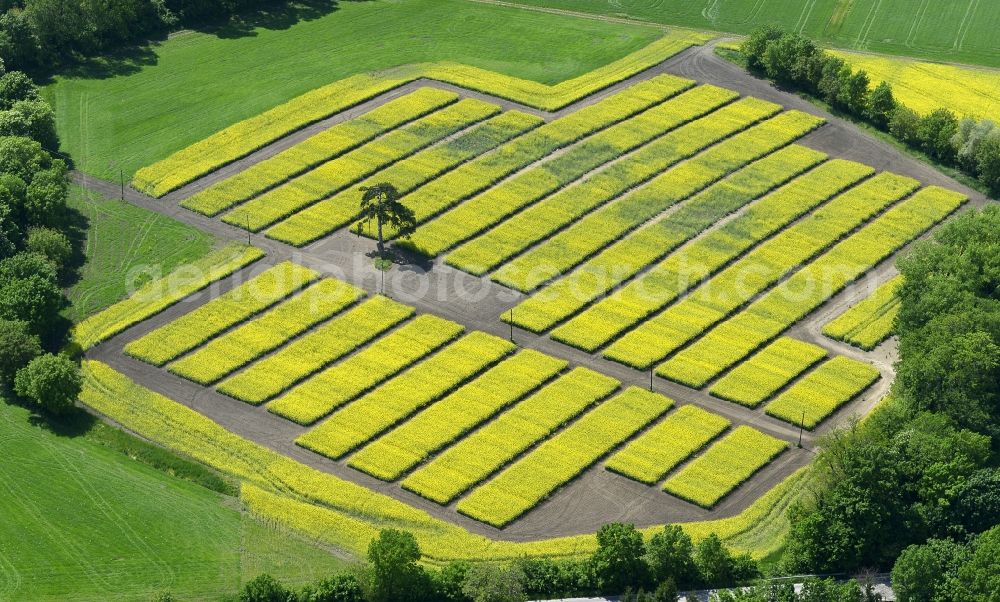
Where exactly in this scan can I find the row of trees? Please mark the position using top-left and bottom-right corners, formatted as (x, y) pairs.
(740, 27), (1000, 194)
(0, 58), (81, 415)
(891, 526), (1000, 600)
(739, 32), (1000, 595)
(777, 205), (1000, 598)
(186, 525), (762, 602)
(0, 0), (297, 74)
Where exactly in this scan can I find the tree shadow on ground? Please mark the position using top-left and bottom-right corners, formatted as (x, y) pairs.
(194, 0), (347, 39)
(38, 0), (359, 82)
(368, 245), (434, 274)
(39, 44), (161, 83)
(60, 205), (90, 290)
(23, 402), (97, 439)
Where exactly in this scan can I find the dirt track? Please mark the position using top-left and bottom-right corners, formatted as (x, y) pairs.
(73, 39), (990, 540)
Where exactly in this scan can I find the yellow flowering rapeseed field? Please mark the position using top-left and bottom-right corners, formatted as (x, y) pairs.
(663, 426), (787, 508)
(766, 357), (881, 428)
(823, 275), (903, 350)
(605, 404), (730, 485)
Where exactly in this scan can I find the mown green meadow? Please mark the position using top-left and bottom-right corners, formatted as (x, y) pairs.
(0, 400), (345, 601)
(43, 0), (661, 181)
(515, 0), (1000, 68)
(64, 186), (216, 322)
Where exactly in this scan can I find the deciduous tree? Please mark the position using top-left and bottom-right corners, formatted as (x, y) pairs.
(590, 523), (647, 593)
(356, 183), (417, 256)
(0, 317), (39, 383)
(14, 352), (81, 414)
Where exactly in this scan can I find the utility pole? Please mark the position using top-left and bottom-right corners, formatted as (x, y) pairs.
(649, 368), (653, 392)
(797, 410), (805, 448)
(509, 309), (514, 342)
(245, 214), (251, 245)
(120, 169), (124, 200)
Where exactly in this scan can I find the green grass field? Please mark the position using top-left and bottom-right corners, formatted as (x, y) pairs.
(0, 400), (344, 601)
(513, 0), (1000, 68)
(65, 186), (216, 322)
(43, 0), (661, 181)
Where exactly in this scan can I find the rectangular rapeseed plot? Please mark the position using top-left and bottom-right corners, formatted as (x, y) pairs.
(765, 356), (881, 428)
(216, 295), (413, 404)
(135, 73), (410, 198)
(124, 261), (319, 366)
(72, 243), (264, 350)
(822, 275), (903, 350)
(401, 367), (619, 505)
(457, 387), (673, 527)
(347, 349), (567, 481)
(297, 332), (516, 459)
(267, 314), (464, 424)
(662, 425), (787, 508)
(605, 404), (730, 485)
(708, 337), (827, 407)
(168, 278), (364, 385)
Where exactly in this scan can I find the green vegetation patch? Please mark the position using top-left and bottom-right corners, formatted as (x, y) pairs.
(64, 186), (215, 323)
(0, 400), (343, 601)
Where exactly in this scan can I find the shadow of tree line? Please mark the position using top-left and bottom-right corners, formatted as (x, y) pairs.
(42, 0), (350, 83)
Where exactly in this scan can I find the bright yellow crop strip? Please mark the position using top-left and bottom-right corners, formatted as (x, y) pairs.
(605, 405), (730, 485)
(133, 74), (411, 198)
(356, 75), (694, 238)
(663, 426), (787, 508)
(81, 359), (808, 563)
(267, 315), (465, 425)
(298, 332), (515, 460)
(72, 244), (263, 350)
(765, 356), (881, 428)
(604, 172), (919, 370)
(495, 108), (824, 293)
(167, 279), (364, 385)
(217, 296), (413, 404)
(823, 275), (903, 350)
(417, 33), (712, 112)
(123, 262), (319, 366)
(832, 50), (1000, 118)
(180, 88), (461, 216)
(442, 85), (742, 274)
(852, 309), (900, 350)
(514, 159), (872, 337)
(457, 387), (672, 527)
(708, 338), (827, 408)
(401, 367), (619, 505)
(657, 187), (966, 388)
(347, 350), (567, 482)
(405, 80), (722, 257)
(541, 146), (827, 346)
(224, 98), (499, 232)
(265, 111), (544, 246)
